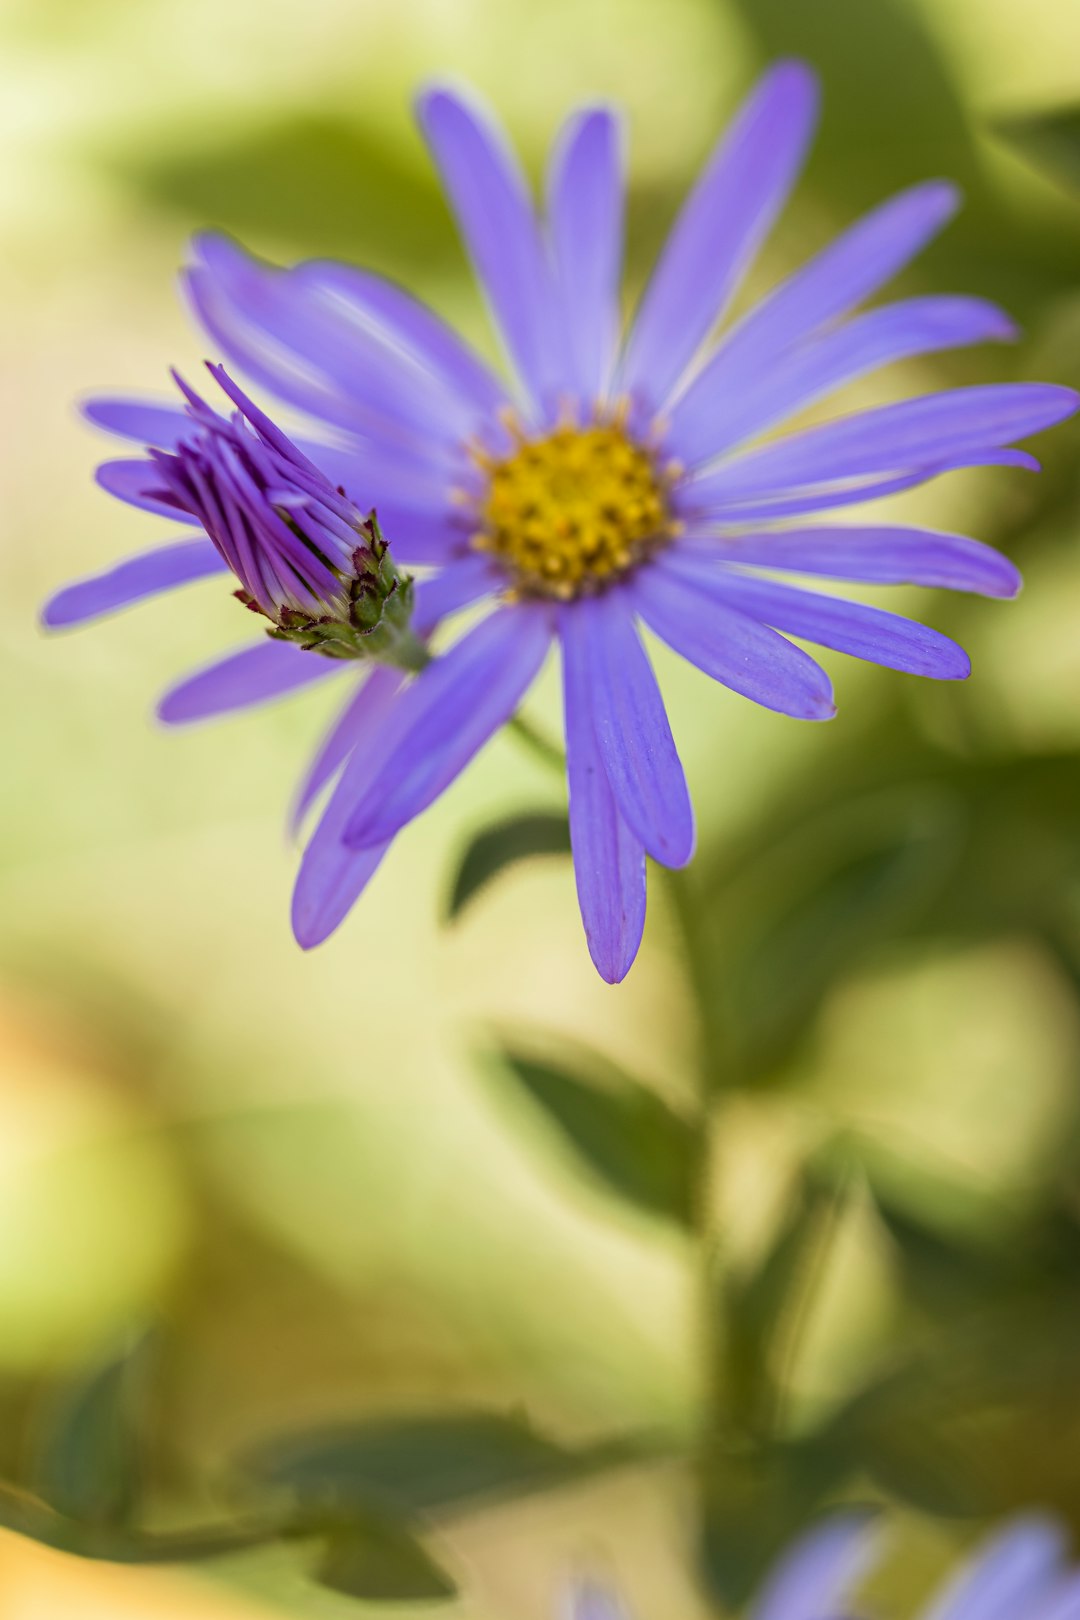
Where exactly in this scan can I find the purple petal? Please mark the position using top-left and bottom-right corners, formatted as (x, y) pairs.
(686, 384), (1079, 510)
(186, 234), (470, 458)
(631, 562), (835, 719)
(1035, 1571), (1080, 1620)
(751, 1513), (881, 1620)
(83, 396), (461, 561)
(291, 259), (508, 425)
(921, 1517), (1066, 1620)
(691, 448), (1039, 524)
(566, 1583), (632, 1620)
(290, 666), (396, 832)
(685, 525), (1021, 598)
(82, 398), (191, 449)
(559, 607), (647, 984)
(547, 106), (626, 403)
(697, 179), (961, 398)
(412, 553), (500, 635)
(417, 85), (573, 416)
(671, 295), (1016, 468)
(572, 592), (694, 868)
(291, 669), (405, 948)
(96, 459), (200, 523)
(618, 61), (819, 413)
(664, 554), (970, 679)
(158, 638), (342, 725)
(42, 539), (225, 627)
(342, 605), (552, 849)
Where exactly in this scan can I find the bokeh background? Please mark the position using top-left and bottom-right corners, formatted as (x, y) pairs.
(6, 0), (1080, 1614)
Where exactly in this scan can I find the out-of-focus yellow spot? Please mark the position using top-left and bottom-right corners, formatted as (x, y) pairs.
(0, 1001), (189, 1370)
(0, 1526), (274, 1620)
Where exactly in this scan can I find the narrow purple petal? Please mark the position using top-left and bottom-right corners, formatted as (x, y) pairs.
(96, 459), (200, 523)
(342, 605), (552, 849)
(42, 539), (225, 628)
(158, 638), (342, 725)
(1035, 1571), (1080, 1620)
(84, 397), (454, 558)
(751, 1514), (881, 1620)
(568, 1583), (632, 1620)
(698, 180), (961, 398)
(573, 592), (694, 868)
(186, 234), (470, 458)
(291, 670), (405, 948)
(417, 86), (573, 415)
(560, 608), (646, 983)
(663, 554), (970, 679)
(686, 384), (1079, 509)
(684, 525), (1021, 598)
(547, 106), (626, 403)
(290, 666), (399, 832)
(671, 295), (1016, 468)
(630, 562), (835, 719)
(291, 259), (509, 424)
(690, 448), (1039, 524)
(921, 1518), (1066, 1620)
(82, 398), (191, 449)
(412, 553), (500, 635)
(618, 61), (819, 412)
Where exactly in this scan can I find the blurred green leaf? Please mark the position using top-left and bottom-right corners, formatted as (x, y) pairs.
(316, 1519), (457, 1603)
(0, 1479), (270, 1565)
(31, 1333), (150, 1531)
(719, 1169), (849, 1436)
(724, 788), (961, 1083)
(445, 812), (571, 923)
(496, 1048), (698, 1225)
(698, 1443), (858, 1606)
(995, 107), (1080, 195)
(245, 1410), (641, 1520)
(109, 116), (449, 271)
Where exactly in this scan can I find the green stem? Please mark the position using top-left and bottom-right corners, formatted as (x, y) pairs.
(506, 712), (566, 775)
(661, 864), (731, 1613)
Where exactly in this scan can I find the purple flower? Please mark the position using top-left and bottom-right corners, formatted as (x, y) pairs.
(48, 363), (423, 668)
(568, 1512), (1078, 1620)
(46, 65), (1079, 981)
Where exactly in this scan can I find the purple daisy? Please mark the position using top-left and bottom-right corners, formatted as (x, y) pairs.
(46, 63), (1079, 981)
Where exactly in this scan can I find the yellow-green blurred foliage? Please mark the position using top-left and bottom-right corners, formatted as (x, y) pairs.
(6, 0), (1080, 1616)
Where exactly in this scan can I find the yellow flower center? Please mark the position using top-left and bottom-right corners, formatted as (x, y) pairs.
(468, 415), (681, 599)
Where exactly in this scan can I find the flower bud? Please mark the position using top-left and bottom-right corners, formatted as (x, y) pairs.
(143, 364), (425, 669)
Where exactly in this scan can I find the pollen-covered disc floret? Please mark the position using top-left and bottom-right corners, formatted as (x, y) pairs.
(469, 411), (682, 599)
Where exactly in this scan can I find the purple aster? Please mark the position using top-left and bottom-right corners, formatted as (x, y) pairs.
(46, 64), (1079, 981)
(568, 1512), (1079, 1620)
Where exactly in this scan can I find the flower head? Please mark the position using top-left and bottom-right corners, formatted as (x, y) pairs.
(46, 65), (1080, 979)
(132, 365), (422, 667)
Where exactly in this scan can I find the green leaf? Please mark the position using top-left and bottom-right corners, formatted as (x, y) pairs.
(721, 788), (961, 1083)
(316, 1520), (457, 1603)
(111, 115), (450, 271)
(698, 1443), (858, 1607)
(718, 1169), (848, 1434)
(445, 812), (571, 923)
(995, 107), (1080, 194)
(821, 1358), (990, 1518)
(32, 1333), (150, 1530)
(245, 1410), (640, 1520)
(496, 1048), (698, 1225)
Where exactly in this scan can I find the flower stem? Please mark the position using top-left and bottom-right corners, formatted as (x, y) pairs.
(506, 712), (565, 774)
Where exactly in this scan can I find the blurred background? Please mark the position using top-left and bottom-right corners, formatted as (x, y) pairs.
(6, 0), (1080, 1614)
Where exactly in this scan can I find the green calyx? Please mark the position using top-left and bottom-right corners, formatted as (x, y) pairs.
(259, 513), (429, 673)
